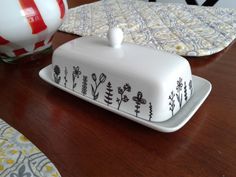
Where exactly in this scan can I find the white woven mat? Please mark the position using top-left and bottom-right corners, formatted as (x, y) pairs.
(59, 0), (236, 56)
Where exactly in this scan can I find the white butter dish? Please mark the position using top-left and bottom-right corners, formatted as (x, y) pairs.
(39, 28), (211, 131)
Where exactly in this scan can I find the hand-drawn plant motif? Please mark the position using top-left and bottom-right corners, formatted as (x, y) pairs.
(184, 81), (188, 101)
(189, 80), (193, 96)
(72, 66), (81, 91)
(81, 75), (88, 96)
(116, 83), (131, 110)
(64, 66), (68, 87)
(169, 91), (175, 116)
(53, 65), (61, 84)
(149, 102), (153, 121)
(132, 91), (147, 117)
(176, 77), (183, 108)
(104, 82), (113, 106)
(91, 73), (106, 100)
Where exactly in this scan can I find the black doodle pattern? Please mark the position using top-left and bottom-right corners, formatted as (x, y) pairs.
(116, 83), (131, 110)
(133, 91), (147, 117)
(81, 75), (88, 96)
(72, 66), (81, 91)
(176, 77), (183, 108)
(104, 82), (113, 106)
(149, 102), (153, 121)
(91, 73), (106, 100)
(169, 91), (175, 116)
(57, 64), (196, 121)
(64, 67), (68, 87)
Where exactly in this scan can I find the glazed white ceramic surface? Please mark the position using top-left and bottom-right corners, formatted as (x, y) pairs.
(50, 33), (193, 122)
(0, 0), (68, 60)
(39, 65), (212, 132)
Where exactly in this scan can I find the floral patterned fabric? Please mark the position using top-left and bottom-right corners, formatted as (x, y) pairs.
(0, 119), (61, 177)
(59, 0), (236, 56)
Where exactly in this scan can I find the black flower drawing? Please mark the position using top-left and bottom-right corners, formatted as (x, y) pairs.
(149, 102), (153, 121)
(53, 65), (61, 84)
(132, 91), (146, 117)
(104, 82), (113, 106)
(91, 73), (106, 100)
(169, 91), (175, 116)
(81, 75), (88, 96)
(64, 66), (68, 87)
(176, 77), (183, 108)
(116, 83), (131, 110)
(72, 66), (81, 91)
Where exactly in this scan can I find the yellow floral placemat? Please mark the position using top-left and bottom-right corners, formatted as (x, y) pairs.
(0, 119), (61, 177)
(59, 0), (236, 56)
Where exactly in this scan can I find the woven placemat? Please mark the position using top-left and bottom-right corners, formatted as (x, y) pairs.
(59, 0), (236, 56)
(0, 119), (61, 177)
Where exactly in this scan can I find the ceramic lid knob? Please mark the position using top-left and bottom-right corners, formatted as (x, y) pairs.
(107, 27), (123, 48)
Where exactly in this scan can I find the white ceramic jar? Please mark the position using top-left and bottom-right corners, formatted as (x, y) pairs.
(0, 0), (68, 63)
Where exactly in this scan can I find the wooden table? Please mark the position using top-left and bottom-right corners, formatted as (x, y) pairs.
(1, 1), (236, 176)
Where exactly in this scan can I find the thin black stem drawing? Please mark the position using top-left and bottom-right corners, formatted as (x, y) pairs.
(64, 66), (68, 87)
(81, 75), (88, 96)
(184, 81), (188, 101)
(176, 77), (183, 108)
(169, 91), (175, 116)
(72, 66), (81, 91)
(149, 102), (153, 121)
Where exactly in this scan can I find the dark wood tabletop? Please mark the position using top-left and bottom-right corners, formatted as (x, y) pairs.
(1, 1), (236, 177)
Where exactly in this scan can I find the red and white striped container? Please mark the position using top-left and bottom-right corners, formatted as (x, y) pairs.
(0, 0), (68, 63)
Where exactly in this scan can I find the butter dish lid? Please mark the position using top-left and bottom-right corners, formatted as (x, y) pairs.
(54, 28), (189, 81)
(52, 28), (193, 123)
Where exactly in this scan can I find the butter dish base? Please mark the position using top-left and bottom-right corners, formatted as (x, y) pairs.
(39, 64), (211, 133)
